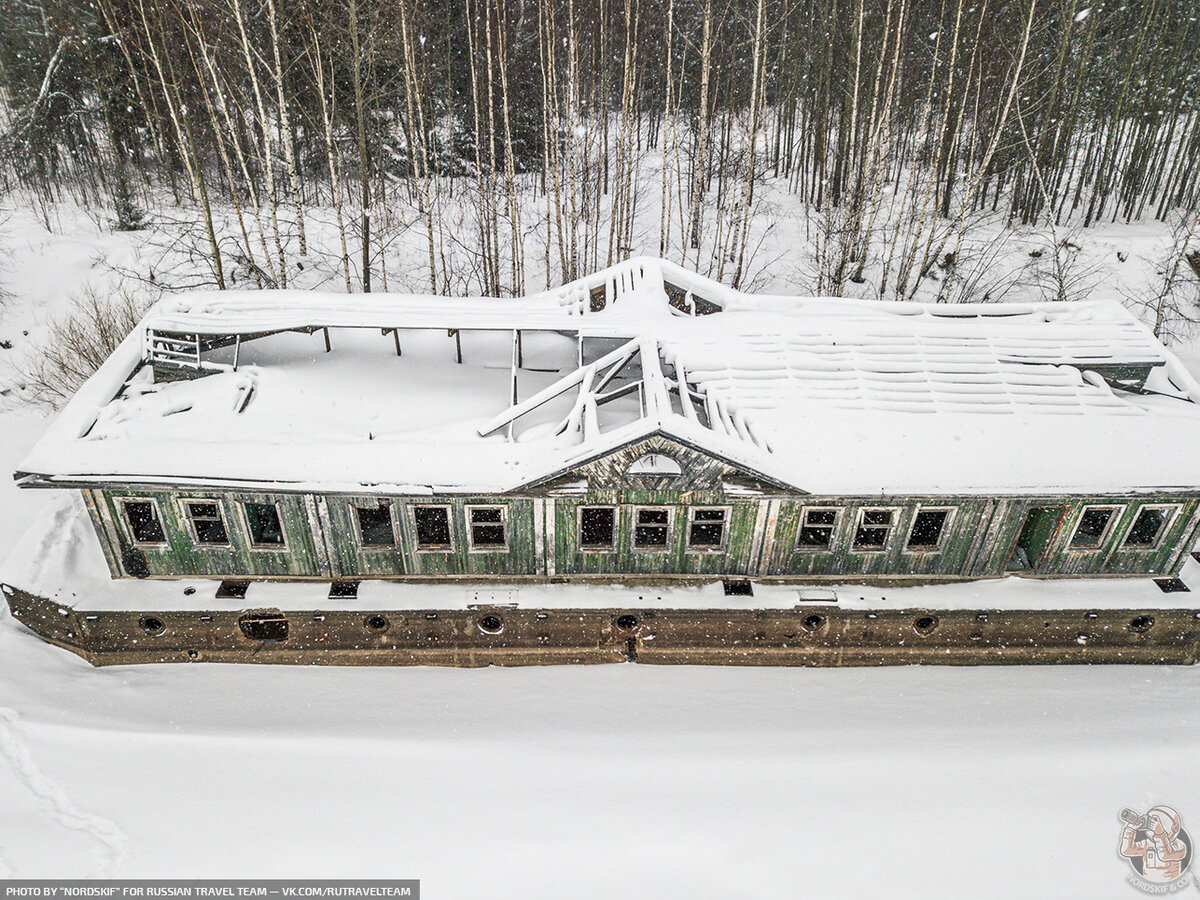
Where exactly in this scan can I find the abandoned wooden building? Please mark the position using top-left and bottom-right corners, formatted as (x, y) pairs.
(12, 256), (1200, 587)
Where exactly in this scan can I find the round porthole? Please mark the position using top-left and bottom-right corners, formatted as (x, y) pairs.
(802, 613), (826, 633)
(615, 614), (639, 632)
(364, 614), (390, 634)
(913, 615), (939, 636)
(1129, 615), (1154, 634)
(478, 615), (504, 635)
(139, 615), (166, 636)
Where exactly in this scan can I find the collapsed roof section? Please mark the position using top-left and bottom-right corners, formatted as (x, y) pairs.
(16, 257), (1200, 495)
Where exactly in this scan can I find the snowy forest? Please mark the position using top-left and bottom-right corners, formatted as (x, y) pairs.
(1, 0), (1199, 314)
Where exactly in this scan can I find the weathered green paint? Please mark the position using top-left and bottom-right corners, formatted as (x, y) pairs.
(320, 496), (537, 578)
(97, 489), (325, 578)
(87, 440), (1200, 581)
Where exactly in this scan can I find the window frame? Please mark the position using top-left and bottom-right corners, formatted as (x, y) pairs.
(795, 507), (841, 552)
(116, 496), (169, 548)
(240, 500), (288, 551)
(1120, 504), (1179, 551)
(685, 506), (731, 554)
(1069, 504), (1124, 551)
(851, 507), (901, 553)
(411, 504), (455, 553)
(178, 498), (232, 548)
(465, 504), (508, 553)
(577, 505), (618, 552)
(904, 507), (955, 553)
(352, 501), (398, 550)
(631, 505), (673, 552)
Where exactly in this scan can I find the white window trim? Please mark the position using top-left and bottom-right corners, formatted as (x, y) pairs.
(1069, 504), (1125, 551)
(466, 504), (508, 553)
(178, 498), (232, 549)
(686, 506), (731, 553)
(116, 496), (169, 548)
(904, 507), (956, 553)
(411, 504), (456, 553)
(851, 507), (901, 553)
(240, 499), (289, 552)
(1120, 504), (1180, 551)
(631, 505), (673, 553)
(795, 507), (841, 552)
(352, 501), (398, 550)
(577, 505), (618, 552)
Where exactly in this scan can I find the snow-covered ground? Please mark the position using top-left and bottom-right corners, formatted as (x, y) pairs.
(2, 201), (1199, 896)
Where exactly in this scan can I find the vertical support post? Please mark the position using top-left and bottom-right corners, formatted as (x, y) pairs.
(323, 327), (332, 353)
(516, 329), (524, 368)
(393, 329), (402, 357)
(233, 334), (242, 371)
(508, 329), (519, 442)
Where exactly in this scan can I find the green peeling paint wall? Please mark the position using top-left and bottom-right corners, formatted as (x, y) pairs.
(80, 436), (1200, 581)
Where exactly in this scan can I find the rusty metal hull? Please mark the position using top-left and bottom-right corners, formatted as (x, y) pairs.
(5, 584), (1200, 667)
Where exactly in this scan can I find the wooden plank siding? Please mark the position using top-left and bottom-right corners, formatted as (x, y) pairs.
(552, 492), (762, 576)
(89, 487), (1200, 581)
(96, 489), (325, 578)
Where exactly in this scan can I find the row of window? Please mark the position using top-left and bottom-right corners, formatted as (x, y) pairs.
(1069, 504), (1174, 550)
(116, 497), (1179, 557)
(119, 498), (512, 554)
(122, 499), (287, 549)
(792, 503), (1176, 554)
(354, 503), (507, 551)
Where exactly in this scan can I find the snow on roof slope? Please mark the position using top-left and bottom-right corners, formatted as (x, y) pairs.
(16, 257), (1200, 495)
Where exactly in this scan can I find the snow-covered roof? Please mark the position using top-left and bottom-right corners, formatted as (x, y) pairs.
(17, 257), (1200, 495)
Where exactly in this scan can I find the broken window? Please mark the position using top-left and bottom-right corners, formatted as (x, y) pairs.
(414, 505), (453, 550)
(184, 501), (229, 546)
(688, 508), (727, 550)
(853, 509), (895, 550)
(468, 506), (507, 550)
(244, 502), (285, 547)
(1124, 507), (1174, 548)
(121, 500), (166, 544)
(797, 508), (838, 550)
(907, 509), (949, 550)
(579, 506), (616, 550)
(356, 504), (395, 547)
(1071, 506), (1118, 548)
(589, 284), (607, 312)
(664, 281), (722, 315)
(633, 507), (670, 549)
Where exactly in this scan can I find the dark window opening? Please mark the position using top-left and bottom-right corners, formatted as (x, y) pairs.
(798, 508), (837, 549)
(244, 502), (284, 546)
(853, 509), (894, 550)
(414, 506), (453, 549)
(907, 510), (948, 549)
(1125, 508), (1170, 548)
(356, 505), (395, 547)
(589, 284), (607, 312)
(580, 507), (616, 549)
(634, 508), (670, 549)
(1071, 507), (1115, 548)
(470, 507), (506, 549)
(689, 508), (726, 549)
(664, 281), (721, 315)
(185, 501), (229, 545)
(723, 578), (753, 596)
(122, 500), (165, 544)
